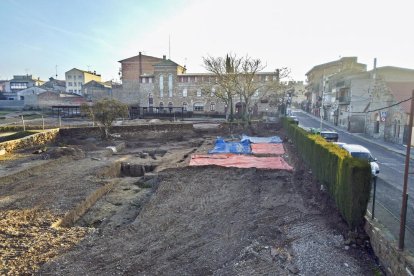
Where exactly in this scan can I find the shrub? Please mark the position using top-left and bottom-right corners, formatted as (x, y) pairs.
(283, 118), (371, 228)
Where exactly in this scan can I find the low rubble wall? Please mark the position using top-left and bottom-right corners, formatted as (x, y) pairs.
(58, 123), (194, 137)
(0, 129), (59, 154)
(365, 216), (414, 275)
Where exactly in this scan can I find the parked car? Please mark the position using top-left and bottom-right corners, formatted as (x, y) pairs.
(333, 142), (347, 148)
(319, 130), (339, 142)
(342, 144), (380, 177)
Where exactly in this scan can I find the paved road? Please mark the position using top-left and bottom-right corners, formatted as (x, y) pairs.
(293, 110), (414, 240)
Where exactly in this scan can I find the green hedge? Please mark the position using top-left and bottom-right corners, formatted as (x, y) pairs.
(284, 117), (371, 228)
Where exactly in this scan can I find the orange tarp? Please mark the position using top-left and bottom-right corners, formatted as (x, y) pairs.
(189, 154), (293, 171)
(251, 143), (285, 155)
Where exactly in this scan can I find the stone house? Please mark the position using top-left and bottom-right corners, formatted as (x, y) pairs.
(40, 77), (66, 93)
(24, 91), (86, 109)
(118, 53), (281, 116)
(82, 80), (114, 102)
(366, 80), (414, 144)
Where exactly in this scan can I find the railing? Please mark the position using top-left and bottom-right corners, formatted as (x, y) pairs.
(368, 177), (414, 254)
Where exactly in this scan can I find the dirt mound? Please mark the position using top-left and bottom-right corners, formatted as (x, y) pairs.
(47, 147), (85, 159)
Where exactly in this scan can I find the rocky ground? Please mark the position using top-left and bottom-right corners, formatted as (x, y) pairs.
(0, 121), (382, 275)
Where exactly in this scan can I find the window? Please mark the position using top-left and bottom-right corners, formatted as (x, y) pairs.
(210, 102), (215, 111)
(78, 75), (82, 79)
(183, 102), (188, 111)
(68, 82), (73, 86)
(73, 82), (77, 87)
(78, 82), (82, 86)
(142, 77), (146, 83)
(168, 102), (173, 111)
(159, 75), (164, 97)
(159, 101), (164, 111)
(68, 75), (72, 79)
(73, 75), (76, 80)
(182, 88), (187, 97)
(194, 102), (204, 111)
(148, 93), (153, 106)
(211, 87), (215, 97)
(197, 88), (202, 97)
(69, 89), (73, 92)
(168, 74), (173, 97)
(149, 77), (153, 83)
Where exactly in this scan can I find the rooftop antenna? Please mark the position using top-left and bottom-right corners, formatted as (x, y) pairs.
(87, 65), (91, 72)
(55, 65), (58, 78)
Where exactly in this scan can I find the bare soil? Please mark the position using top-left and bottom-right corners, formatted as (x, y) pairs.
(0, 122), (381, 275)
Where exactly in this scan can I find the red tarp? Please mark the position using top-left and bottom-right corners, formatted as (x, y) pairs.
(251, 143), (285, 155)
(189, 154), (293, 171)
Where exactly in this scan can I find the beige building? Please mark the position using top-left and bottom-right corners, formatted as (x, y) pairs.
(65, 68), (102, 95)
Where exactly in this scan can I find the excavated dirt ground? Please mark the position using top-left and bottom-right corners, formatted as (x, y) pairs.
(0, 122), (382, 275)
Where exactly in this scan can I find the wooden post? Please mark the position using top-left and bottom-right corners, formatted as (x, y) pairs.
(21, 115), (25, 131)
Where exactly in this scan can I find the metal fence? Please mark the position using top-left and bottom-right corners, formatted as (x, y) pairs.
(368, 177), (414, 254)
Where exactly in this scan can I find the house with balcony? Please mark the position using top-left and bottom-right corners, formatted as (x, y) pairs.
(305, 57), (367, 118)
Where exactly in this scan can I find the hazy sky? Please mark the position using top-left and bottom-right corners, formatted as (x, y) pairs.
(1, 0), (413, 82)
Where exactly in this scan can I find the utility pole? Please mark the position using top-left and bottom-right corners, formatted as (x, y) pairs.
(399, 89), (414, 250)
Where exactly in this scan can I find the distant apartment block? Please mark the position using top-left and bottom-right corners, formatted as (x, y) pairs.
(65, 68), (102, 95)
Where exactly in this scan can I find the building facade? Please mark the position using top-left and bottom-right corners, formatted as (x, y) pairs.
(305, 57), (414, 145)
(65, 68), (102, 95)
(118, 53), (281, 116)
(3, 75), (45, 100)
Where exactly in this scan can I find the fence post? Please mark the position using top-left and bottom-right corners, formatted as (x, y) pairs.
(21, 115), (25, 131)
(42, 115), (45, 130)
(372, 177), (377, 219)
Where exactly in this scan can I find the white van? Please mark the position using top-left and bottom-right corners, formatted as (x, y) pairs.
(342, 144), (380, 177)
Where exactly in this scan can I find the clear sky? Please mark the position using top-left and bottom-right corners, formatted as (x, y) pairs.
(1, 0), (413, 82)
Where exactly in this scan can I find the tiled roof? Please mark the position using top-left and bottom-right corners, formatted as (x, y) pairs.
(386, 82), (414, 113)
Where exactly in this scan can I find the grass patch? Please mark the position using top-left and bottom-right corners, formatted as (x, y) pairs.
(0, 131), (39, 142)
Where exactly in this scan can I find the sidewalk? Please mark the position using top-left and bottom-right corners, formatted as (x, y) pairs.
(299, 110), (412, 159)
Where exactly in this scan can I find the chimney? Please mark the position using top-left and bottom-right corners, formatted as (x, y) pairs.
(163, 55), (166, 60)
(373, 58), (377, 79)
(93, 70), (96, 75)
(139, 52), (142, 76)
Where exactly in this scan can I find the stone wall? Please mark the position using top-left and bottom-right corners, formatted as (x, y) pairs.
(0, 129), (59, 153)
(58, 123), (194, 137)
(365, 216), (414, 275)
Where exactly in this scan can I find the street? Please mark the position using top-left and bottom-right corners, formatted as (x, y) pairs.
(293, 110), (414, 243)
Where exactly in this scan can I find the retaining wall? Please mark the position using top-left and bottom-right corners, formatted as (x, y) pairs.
(365, 216), (414, 275)
(58, 123), (194, 137)
(0, 129), (59, 153)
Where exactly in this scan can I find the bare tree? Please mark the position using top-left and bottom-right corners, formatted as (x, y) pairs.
(203, 53), (291, 122)
(203, 54), (241, 121)
(81, 99), (129, 140)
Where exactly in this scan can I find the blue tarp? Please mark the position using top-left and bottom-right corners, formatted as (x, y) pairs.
(241, 134), (283, 144)
(208, 137), (251, 154)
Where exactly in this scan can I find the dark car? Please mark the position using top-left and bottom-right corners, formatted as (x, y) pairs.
(287, 115), (299, 125)
(320, 131), (339, 142)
